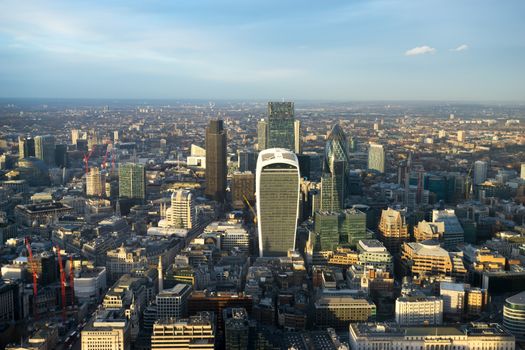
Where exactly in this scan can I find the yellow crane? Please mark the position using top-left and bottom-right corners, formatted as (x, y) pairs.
(242, 194), (257, 224)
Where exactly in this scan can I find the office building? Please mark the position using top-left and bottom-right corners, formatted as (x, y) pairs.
(237, 150), (257, 173)
(401, 241), (454, 277)
(224, 308), (255, 350)
(368, 143), (385, 173)
(313, 211), (340, 251)
(432, 209), (465, 249)
(0, 281), (18, 322)
(340, 208), (369, 245)
(81, 309), (130, 350)
(377, 207), (409, 255)
(156, 284), (192, 320)
(395, 296), (443, 326)
(357, 239), (394, 273)
(150, 312), (215, 350)
(457, 130), (465, 142)
(18, 136), (35, 159)
(205, 119), (227, 202)
(231, 171), (255, 210)
(473, 160), (488, 185)
(503, 291), (525, 340)
(118, 163), (146, 201)
(71, 129), (80, 145)
(521, 163), (525, 180)
(34, 135), (56, 166)
(164, 190), (195, 229)
(320, 124), (351, 211)
(440, 282), (468, 317)
(257, 119), (268, 151)
(256, 148), (300, 257)
(54, 143), (68, 167)
(86, 167), (106, 197)
(314, 294), (376, 329)
(294, 119), (302, 154)
(267, 102), (294, 150)
(349, 323), (515, 350)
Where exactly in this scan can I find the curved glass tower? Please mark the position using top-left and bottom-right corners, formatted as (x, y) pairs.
(320, 124), (350, 211)
(256, 148), (300, 257)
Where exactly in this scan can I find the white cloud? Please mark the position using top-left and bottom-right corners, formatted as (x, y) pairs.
(405, 45), (436, 56)
(451, 44), (468, 52)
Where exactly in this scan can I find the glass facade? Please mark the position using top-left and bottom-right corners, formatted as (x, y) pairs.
(267, 102), (294, 150)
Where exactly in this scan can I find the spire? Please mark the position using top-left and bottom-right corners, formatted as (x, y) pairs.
(158, 256), (163, 292)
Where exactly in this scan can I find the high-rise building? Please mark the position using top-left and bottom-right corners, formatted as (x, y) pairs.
(294, 119), (302, 154)
(257, 119), (268, 151)
(150, 312), (215, 350)
(521, 163), (525, 180)
(473, 160), (488, 185)
(18, 136), (35, 159)
(231, 171), (255, 210)
(340, 208), (369, 245)
(86, 167), (107, 197)
(395, 296), (443, 326)
(457, 130), (465, 142)
(432, 209), (465, 249)
(237, 150), (257, 173)
(71, 129), (80, 145)
(224, 308), (255, 350)
(320, 124), (350, 211)
(503, 291), (525, 341)
(256, 148), (300, 257)
(164, 190), (195, 229)
(205, 120), (227, 202)
(156, 284), (192, 320)
(368, 143), (385, 173)
(377, 207), (409, 255)
(118, 163), (146, 201)
(34, 135), (56, 166)
(54, 144), (68, 167)
(267, 102), (294, 150)
(313, 211), (340, 251)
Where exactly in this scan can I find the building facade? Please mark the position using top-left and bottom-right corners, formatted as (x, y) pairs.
(205, 119), (227, 202)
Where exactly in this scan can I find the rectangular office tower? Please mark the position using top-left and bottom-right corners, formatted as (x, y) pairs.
(34, 135), (56, 166)
(205, 119), (227, 202)
(267, 102), (295, 150)
(256, 148), (300, 257)
(18, 136), (35, 159)
(368, 143), (385, 174)
(118, 163), (146, 200)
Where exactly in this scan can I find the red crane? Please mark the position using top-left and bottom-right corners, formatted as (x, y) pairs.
(56, 246), (67, 321)
(101, 145), (111, 170)
(110, 148), (117, 176)
(25, 237), (38, 319)
(69, 255), (75, 306)
(83, 145), (96, 175)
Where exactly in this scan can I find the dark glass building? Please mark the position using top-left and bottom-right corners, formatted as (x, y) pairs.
(267, 102), (294, 150)
(205, 119), (227, 202)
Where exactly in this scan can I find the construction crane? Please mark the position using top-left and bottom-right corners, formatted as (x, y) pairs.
(101, 144), (111, 170)
(56, 246), (67, 321)
(242, 194), (256, 224)
(69, 255), (75, 306)
(25, 237), (38, 319)
(83, 145), (96, 175)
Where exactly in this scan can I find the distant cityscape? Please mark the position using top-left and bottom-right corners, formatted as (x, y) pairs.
(0, 99), (524, 350)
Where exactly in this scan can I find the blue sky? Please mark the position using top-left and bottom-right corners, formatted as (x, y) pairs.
(0, 0), (524, 101)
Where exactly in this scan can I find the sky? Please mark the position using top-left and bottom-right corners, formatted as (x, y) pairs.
(0, 0), (524, 101)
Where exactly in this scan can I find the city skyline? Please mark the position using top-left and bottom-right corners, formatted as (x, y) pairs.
(0, 0), (524, 101)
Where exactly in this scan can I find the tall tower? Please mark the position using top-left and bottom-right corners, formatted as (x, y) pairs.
(86, 167), (107, 197)
(34, 135), (56, 166)
(368, 143), (385, 173)
(256, 148), (300, 257)
(294, 119), (302, 154)
(164, 189), (195, 229)
(18, 136), (35, 159)
(320, 124), (350, 211)
(118, 163), (146, 201)
(473, 160), (488, 185)
(267, 102), (294, 150)
(257, 119), (268, 151)
(378, 207), (409, 255)
(521, 163), (525, 180)
(158, 256), (163, 292)
(205, 119), (227, 202)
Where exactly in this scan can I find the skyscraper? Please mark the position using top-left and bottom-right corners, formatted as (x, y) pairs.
(473, 160), (488, 185)
(378, 207), (409, 255)
(257, 119), (267, 151)
(164, 189), (195, 229)
(320, 124), (350, 211)
(54, 144), (68, 167)
(231, 171), (255, 210)
(118, 163), (146, 201)
(521, 163), (525, 180)
(237, 150), (257, 173)
(267, 102), (294, 150)
(34, 135), (56, 166)
(86, 167), (106, 197)
(256, 148), (300, 257)
(205, 119), (227, 202)
(18, 136), (35, 159)
(368, 143), (385, 173)
(294, 119), (302, 154)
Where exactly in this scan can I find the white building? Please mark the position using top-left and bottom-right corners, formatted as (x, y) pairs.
(473, 160), (488, 186)
(349, 323), (515, 350)
(521, 163), (525, 180)
(156, 284), (192, 320)
(440, 281), (467, 316)
(256, 148), (300, 257)
(74, 267), (107, 303)
(432, 209), (464, 249)
(395, 296), (443, 326)
(503, 291), (525, 341)
(368, 143), (385, 173)
(81, 309), (130, 350)
(162, 190), (196, 229)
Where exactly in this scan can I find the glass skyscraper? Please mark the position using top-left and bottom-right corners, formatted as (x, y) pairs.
(368, 143), (385, 173)
(118, 163), (146, 201)
(205, 119), (227, 202)
(267, 102), (294, 150)
(34, 135), (56, 167)
(256, 148), (300, 257)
